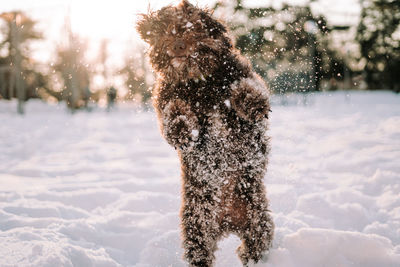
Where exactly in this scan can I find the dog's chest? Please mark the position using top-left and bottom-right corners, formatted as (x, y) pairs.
(187, 96), (231, 134)
(204, 109), (233, 139)
(172, 81), (257, 142)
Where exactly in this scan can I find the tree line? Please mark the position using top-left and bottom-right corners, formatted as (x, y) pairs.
(214, 0), (399, 93)
(0, 11), (151, 113)
(0, 0), (398, 113)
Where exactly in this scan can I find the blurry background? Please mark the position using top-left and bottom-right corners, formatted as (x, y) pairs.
(0, 0), (399, 113)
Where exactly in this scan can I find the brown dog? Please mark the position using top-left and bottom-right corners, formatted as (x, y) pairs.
(137, 1), (274, 266)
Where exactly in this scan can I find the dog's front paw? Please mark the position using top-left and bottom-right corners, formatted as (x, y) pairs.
(231, 75), (270, 122)
(162, 99), (199, 149)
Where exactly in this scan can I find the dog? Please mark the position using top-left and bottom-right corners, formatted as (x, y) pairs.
(137, 1), (274, 266)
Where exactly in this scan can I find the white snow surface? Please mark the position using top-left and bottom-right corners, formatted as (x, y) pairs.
(1, 91), (400, 267)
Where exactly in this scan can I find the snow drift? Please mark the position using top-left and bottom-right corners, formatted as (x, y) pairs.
(0, 91), (399, 266)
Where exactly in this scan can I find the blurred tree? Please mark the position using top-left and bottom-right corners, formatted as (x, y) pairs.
(52, 18), (92, 110)
(214, 0), (349, 93)
(356, 0), (400, 91)
(98, 39), (109, 82)
(53, 39), (91, 110)
(119, 49), (151, 104)
(96, 39), (117, 105)
(0, 11), (45, 113)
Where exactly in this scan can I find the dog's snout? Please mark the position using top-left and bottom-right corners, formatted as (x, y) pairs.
(172, 39), (186, 55)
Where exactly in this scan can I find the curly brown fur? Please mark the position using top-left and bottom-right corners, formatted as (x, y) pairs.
(137, 1), (274, 266)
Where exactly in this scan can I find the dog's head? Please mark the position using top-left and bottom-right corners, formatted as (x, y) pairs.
(136, 0), (232, 82)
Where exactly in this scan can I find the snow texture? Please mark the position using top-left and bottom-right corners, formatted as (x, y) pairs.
(0, 91), (400, 267)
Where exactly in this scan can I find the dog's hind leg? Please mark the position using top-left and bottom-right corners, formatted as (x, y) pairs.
(236, 205), (274, 266)
(181, 198), (222, 267)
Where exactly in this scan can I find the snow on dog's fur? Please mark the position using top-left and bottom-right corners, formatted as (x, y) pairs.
(137, 1), (274, 265)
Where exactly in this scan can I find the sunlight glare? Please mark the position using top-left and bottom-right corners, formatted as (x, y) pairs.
(68, 0), (186, 41)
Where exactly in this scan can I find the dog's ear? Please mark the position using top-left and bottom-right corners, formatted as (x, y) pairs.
(136, 14), (157, 44)
(199, 10), (227, 37)
(180, 0), (194, 11)
(180, 0), (198, 17)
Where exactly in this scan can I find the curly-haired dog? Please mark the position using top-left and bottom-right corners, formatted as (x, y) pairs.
(137, 1), (274, 266)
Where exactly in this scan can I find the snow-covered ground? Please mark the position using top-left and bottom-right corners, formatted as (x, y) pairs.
(0, 91), (399, 267)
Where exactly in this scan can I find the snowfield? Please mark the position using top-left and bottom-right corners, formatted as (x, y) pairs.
(1, 91), (399, 267)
